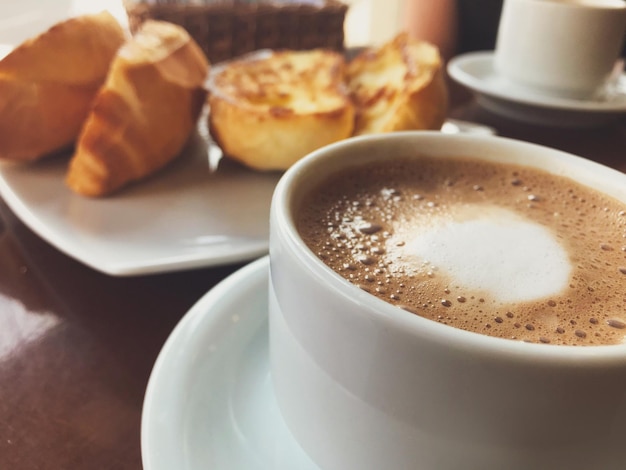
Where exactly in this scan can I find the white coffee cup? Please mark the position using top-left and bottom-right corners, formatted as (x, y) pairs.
(269, 131), (626, 470)
(494, 0), (626, 99)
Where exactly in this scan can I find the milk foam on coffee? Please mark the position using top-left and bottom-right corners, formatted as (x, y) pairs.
(389, 204), (571, 303)
(297, 156), (626, 346)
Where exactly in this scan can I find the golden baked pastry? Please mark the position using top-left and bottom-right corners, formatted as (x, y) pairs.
(346, 33), (448, 135)
(66, 20), (209, 197)
(208, 49), (355, 171)
(0, 12), (127, 161)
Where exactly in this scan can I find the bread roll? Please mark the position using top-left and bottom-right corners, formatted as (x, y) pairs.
(0, 12), (127, 161)
(66, 20), (209, 197)
(208, 50), (355, 171)
(346, 33), (448, 135)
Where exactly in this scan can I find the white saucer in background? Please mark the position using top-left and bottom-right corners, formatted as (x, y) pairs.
(448, 51), (626, 127)
(141, 256), (320, 470)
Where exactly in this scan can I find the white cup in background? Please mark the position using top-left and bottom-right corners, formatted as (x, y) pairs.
(494, 0), (626, 99)
(269, 132), (626, 470)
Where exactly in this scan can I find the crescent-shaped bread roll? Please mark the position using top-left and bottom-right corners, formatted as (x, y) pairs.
(0, 12), (127, 161)
(66, 20), (209, 197)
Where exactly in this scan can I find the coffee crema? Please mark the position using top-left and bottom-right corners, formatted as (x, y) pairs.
(297, 156), (626, 345)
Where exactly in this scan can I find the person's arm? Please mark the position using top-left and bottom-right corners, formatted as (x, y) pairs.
(403, 0), (458, 60)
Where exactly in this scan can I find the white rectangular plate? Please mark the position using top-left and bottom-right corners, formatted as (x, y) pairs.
(0, 134), (281, 276)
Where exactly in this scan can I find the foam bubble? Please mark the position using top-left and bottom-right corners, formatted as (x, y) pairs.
(387, 205), (572, 304)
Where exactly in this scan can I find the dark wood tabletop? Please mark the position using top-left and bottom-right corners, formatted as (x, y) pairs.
(1, 76), (625, 470)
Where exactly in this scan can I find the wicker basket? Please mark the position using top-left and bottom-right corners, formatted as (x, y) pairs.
(124, 1), (348, 63)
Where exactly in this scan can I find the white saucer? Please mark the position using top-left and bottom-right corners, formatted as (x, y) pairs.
(448, 51), (626, 127)
(141, 256), (320, 470)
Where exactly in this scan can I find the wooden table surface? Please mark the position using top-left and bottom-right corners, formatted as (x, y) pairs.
(1, 79), (625, 469)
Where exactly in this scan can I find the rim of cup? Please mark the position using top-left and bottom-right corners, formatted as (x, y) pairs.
(271, 131), (626, 364)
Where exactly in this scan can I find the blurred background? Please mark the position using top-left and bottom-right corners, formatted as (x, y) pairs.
(0, 0), (405, 50)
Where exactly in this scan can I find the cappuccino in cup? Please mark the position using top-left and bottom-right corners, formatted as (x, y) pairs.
(298, 156), (626, 345)
(269, 132), (626, 470)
